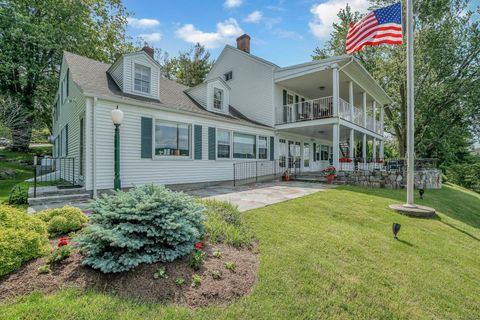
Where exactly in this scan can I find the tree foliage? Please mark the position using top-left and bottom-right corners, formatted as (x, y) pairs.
(156, 43), (213, 87)
(0, 0), (133, 151)
(313, 1), (480, 165)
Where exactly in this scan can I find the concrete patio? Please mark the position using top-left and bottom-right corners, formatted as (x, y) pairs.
(187, 181), (334, 212)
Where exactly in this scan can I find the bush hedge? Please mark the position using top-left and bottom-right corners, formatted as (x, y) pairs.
(8, 182), (29, 205)
(446, 162), (480, 193)
(0, 205), (50, 277)
(35, 206), (88, 237)
(200, 199), (254, 247)
(76, 185), (206, 273)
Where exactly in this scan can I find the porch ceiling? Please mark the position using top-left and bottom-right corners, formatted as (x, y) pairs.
(277, 123), (380, 141)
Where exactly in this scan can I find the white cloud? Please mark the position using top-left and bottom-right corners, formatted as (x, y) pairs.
(137, 32), (162, 43)
(127, 17), (160, 28)
(245, 10), (263, 23)
(224, 0), (242, 9)
(309, 0), (369, 39)
(175, 18), (243, 48)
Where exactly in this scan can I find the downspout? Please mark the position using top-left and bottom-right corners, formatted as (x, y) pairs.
(93, 97), (98, 198)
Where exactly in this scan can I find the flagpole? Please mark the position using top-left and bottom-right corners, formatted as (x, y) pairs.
(406, 0), (415, 207)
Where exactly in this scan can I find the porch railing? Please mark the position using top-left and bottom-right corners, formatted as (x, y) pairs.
(338, 158), (438, 172)
(276, 96), (380, 134)
(233, 160), (282, 186)
(32, 156), (76, 198)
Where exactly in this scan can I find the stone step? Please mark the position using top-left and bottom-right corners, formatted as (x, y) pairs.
(28, 192), (92, 206)
(28, 200), (92, 214)
(28, 186), (88, 198)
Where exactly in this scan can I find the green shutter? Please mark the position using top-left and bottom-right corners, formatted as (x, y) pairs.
(270, 136), (274, 160)
(194, 125), (202, 160)
(313, 143), (316, 162)
(141, 117), (153, 158)
(208, 127), (216, 160)
(65, 124), (69, 155)
(282, 90), (287, 122)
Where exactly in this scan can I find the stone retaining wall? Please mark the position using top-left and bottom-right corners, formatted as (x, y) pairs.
(335, 169), (442, 189)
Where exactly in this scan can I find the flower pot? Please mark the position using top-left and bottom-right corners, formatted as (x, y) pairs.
(326, 174), (335, 184)
(283, 175), (290, 182)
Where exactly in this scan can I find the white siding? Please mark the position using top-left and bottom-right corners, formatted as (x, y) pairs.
(51, 56), (86, 185)
(93, 100), (274, 190)
(187, 83), (207, 108)
(109, 58), (124, 90)
(207, 47), (276, 127)
(122, 53), (160, 100)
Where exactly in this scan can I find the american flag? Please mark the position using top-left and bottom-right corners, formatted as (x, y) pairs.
(346, 2), (403, 54)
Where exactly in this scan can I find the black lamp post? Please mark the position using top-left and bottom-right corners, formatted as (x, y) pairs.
(392, 223), (401, 239)
(111, 106), (124, 190)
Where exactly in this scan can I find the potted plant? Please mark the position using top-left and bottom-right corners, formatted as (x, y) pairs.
(321, 166), (337, 184)
(282, 169), (291, 181)
(339, 157), (352, 163)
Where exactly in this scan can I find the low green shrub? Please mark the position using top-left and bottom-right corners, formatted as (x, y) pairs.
(76, 184), (206, 273)
(0, 205), (50, 277)
(37, 265), (50, 274)
(35, 206), (88, 237)
(8, 182), (29, 205)
(200, 199), (254, 247)
(46, 245), (72, 264)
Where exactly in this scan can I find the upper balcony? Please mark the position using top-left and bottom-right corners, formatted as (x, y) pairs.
(275, 96), (383, 134)
(273, 56), (391, 136)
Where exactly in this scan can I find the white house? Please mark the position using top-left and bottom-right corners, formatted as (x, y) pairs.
(51, 34), (392, 195)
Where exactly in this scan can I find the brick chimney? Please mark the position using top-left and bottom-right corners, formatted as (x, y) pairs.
(236, 34), (251, 54)
(142, 46), (154, 58)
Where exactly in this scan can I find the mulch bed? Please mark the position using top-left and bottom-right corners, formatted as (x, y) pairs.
(0, 242), (259, 307)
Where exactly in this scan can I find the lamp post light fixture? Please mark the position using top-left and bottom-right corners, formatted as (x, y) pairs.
(111, 106), (124, 190)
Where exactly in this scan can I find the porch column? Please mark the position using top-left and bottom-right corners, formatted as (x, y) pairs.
(348, 81), (354, 122)
(332, 67), (339, 117)
(362, 92), (367, 128)
(362, 133), (367, 162)
(349, 129), (355, 159)
(372, 138), (377, 160)
(332, 124), (340, 169)
(380, 105), (385, 135)
(372, 101), (377, 133)
(379, 140), (385, 159)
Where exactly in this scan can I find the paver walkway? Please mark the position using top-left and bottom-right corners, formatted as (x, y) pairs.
(187, 181), (334, 212)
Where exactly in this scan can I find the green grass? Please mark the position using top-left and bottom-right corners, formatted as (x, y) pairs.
(0, 146), (52, 203)
(1, 183), (479, 319)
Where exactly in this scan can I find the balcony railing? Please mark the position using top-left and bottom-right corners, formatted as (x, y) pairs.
(276, 96), (382, 134)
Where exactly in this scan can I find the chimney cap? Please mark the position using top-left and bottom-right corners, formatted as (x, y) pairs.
(236, 34), (251, 41)
(236, 34), (251, 54)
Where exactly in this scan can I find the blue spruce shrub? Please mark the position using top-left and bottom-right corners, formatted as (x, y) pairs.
(75, 184), (206, 273)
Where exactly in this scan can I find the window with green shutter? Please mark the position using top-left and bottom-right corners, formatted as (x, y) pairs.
(270, 136), (274, 160)
(194, 125), (202, 160)
(208, 127), (216, 160)
(141, 117), (153, 158)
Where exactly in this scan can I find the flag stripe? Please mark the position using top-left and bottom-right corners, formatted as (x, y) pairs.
(347, 37), (403, 54)
(346, 24), (402, 46)
(349, 14), (376, 34)
(347, 19), (378, 40)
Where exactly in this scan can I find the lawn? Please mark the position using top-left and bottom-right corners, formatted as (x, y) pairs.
(1, 183), (479, 319)
(0, 146), (52, 203)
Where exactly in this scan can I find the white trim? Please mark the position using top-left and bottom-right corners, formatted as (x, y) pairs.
(152, 117), (193, 160)
(132, 62), (152, 96)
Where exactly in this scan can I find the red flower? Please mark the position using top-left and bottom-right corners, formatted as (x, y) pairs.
(58, 236), (69, 247)
(194, 242), (203, 250)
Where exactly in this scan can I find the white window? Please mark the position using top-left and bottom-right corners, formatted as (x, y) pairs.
(155, 120), (191, 157)
(233, 133), (256, 159)
(321, 145), (330, 161)
(134, 64), (151, 93)
(224, 71), (233, 81)
(287, 93), (294, 105)
(279, 139), (286, 168)
(213, 88), (223, 110)
(258, 136), (268, 159)
(217, 129), (231, 159)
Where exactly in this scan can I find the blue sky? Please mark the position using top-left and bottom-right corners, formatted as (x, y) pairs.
(124, 0), (480, 67)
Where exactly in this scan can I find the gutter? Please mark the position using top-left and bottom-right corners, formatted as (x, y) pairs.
(93, 97), (97, 198)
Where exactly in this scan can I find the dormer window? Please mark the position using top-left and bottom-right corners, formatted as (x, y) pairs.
(134, 64), (151, 94)
(213, 88), (223, 110)
(224, 71), (233, 81)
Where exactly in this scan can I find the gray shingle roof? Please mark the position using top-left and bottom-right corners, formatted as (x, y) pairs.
(63, 51), (271, 128)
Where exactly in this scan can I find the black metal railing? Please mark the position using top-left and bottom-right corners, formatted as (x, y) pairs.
(233, 160), (283, 186)
(33, 156), (76, 197)
(337, 157), (438, 172)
